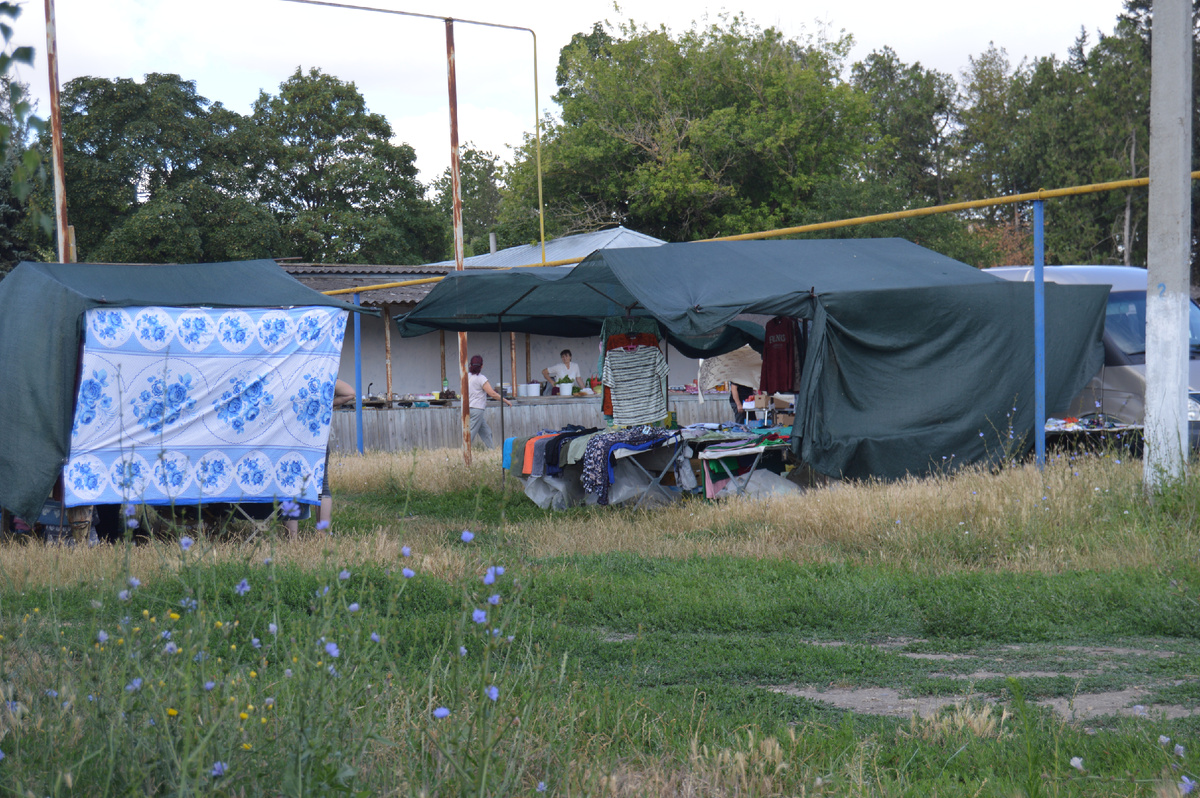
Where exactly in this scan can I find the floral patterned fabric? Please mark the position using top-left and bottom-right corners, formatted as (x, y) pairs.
(62, 306), (348, 508)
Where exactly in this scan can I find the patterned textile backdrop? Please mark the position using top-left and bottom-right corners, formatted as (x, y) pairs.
(62, 306), (348, 507)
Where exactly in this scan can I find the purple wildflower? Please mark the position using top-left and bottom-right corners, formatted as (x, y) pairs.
(433, 707), (449, 719)
(234, 579), (250, 596)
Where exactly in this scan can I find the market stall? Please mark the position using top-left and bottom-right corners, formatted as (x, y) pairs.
(396, 238), (1108, 485)
(0, 259), (365, 525)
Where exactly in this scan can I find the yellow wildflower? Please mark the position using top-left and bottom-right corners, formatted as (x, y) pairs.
(167, 708), (178, 717)
(239, 712), (248, 720)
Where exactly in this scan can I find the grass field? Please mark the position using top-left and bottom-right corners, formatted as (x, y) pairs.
(2, 446), (1199, 796)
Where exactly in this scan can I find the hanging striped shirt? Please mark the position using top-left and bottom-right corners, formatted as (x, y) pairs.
(602, 345), (669, 426)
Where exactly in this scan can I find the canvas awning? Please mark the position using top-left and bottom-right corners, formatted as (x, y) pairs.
(395, 239), (1107, 479)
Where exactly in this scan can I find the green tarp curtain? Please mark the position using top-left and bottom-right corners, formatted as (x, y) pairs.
(797, 282), (1108, 478)
(0, 259), (366, 522)
(395, 239), (1107, 480)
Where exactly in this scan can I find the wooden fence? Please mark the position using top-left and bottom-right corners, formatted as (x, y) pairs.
(329, 395), (733, 452)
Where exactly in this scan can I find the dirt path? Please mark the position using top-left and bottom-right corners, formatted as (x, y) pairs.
(763, 638), (1198, 720)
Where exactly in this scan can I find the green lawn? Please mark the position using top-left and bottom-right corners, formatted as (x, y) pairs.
(2, 454), (1199, 796)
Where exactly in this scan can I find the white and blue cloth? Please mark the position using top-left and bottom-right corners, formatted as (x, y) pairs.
(62, 306), (348, 508)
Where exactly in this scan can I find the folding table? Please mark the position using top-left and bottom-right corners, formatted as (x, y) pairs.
(698, 437), (791, 497)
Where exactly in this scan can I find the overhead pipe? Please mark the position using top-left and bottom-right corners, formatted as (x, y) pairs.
(329, 173), (1200, 298)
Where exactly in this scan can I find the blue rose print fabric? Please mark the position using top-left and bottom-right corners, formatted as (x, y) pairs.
(62, 306), (348, 508)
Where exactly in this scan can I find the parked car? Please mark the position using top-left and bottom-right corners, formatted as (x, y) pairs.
(987, 265), (1200, 446)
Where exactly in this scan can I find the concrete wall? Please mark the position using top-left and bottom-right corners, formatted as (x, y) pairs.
(337, 315), (702, 397)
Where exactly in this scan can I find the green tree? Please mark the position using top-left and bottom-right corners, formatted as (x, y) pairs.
(36, 72), (277, 262)
(431, 144), (502, 257)
(952, 43), (1024, 223)
(0, 2), (44, 275)
(91, 180), (280, 263)
(498, 16), (873, 243)
(0, 74), (41, 273)
(851, 47), (957, 205)
(250, 67), (446, 263)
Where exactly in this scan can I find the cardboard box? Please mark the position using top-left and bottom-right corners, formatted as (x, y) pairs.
(776, 413), (795, 426)
(754, 394), (793, 410)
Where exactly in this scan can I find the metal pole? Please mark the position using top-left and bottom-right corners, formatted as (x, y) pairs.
(43, 0), (70, 263)
(383, 302), (393, 408)
(353, 293), (364, 454)
(446, 19), (471, 467)
(525, 334), (531, 383)
(1144, 0), (1193, 489)
(498, 320), (506, 490)
(1033, 200), (1046, 469)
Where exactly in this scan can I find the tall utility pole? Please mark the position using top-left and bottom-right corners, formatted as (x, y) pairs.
(445, 19), (472, 466)
(1144, 0), (1194, 489)
(43, 0), (70, 263)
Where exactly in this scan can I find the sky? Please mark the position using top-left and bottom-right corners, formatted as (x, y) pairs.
(9, 0), (1130, 185)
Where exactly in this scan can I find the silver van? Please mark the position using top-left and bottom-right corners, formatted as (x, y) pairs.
(987, 265), (1200, 445)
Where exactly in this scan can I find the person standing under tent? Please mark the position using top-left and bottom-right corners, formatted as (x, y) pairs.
(468, 355), (512, 448)
(541, 349), (581, 394)
(729, 383), (755, 424)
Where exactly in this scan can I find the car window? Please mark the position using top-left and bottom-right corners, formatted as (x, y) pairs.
(1105, 290), (1200, 356)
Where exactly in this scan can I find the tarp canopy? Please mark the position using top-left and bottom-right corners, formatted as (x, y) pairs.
(0, 260), (365, 522)
(394, 264), (765, 356)
(395, 239), (1107, 479)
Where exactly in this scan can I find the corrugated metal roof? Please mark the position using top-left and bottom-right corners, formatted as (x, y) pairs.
(425, 226), (665, 269)
(287, 276), (436, 308)
(281, 262), (454, 276)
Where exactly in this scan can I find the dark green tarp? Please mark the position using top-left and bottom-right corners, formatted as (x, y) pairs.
(0, 260), (364, 522)
(395, 239), (1107, 479)
(394, 265), (765, 355)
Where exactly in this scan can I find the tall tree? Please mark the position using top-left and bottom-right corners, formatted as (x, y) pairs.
(37, 73), (277, 262)
(250, 67), (446, 263)
(431, 144), (502, 257)
(498, 16), (873, 243)
(953, 43), (1024, 224)
(851, 47), (956, 205)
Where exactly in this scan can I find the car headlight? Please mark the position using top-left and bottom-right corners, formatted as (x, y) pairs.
(1190, 394), (1200, 422)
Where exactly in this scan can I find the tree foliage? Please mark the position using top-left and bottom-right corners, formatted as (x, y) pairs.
(500, 16), (876, 243)
(32, 68), (447, 265)
(249, 67), (446, 264)
(431, 144), (502, 258)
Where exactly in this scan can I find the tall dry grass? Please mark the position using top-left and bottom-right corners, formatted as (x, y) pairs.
(2, 447), (1193, 590)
